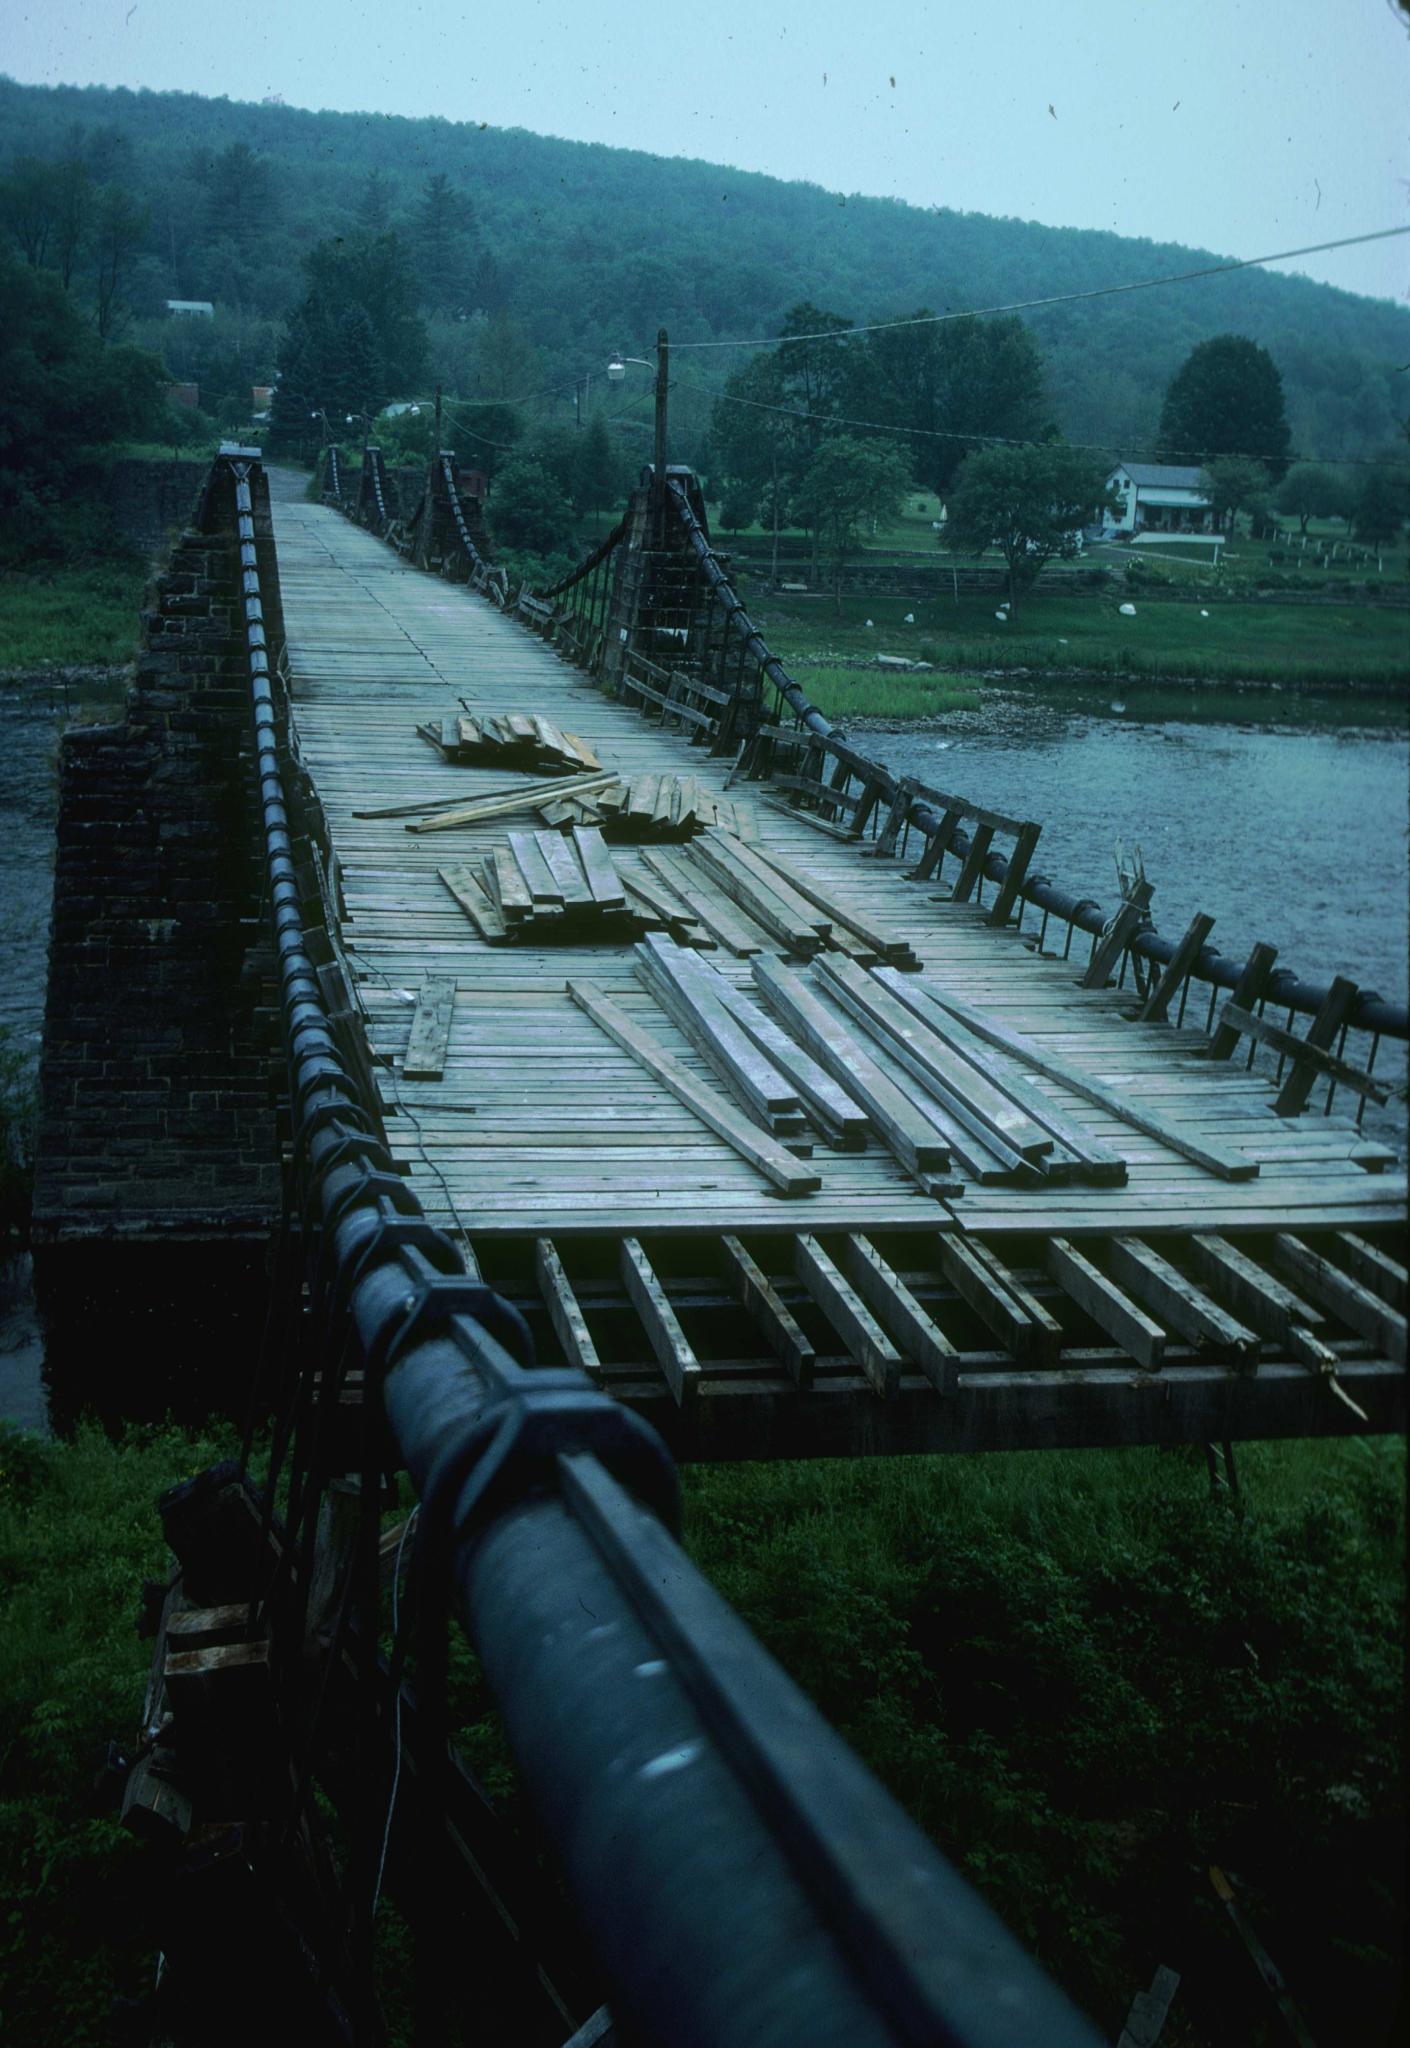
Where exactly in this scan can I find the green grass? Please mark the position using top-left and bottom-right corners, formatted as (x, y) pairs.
(0, 1420), (237, 2044)
(0, 562), (148, 670)
(788, 663), (982, 720)
(3, 1425), (1401, 2045)
(683, 1440), (1406, 2043)
(754, 589), (1409, 689)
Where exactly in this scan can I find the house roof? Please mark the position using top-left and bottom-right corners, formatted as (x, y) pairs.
(1113, 462), (1207, 492)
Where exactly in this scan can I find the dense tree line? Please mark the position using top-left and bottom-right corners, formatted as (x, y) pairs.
(1, 73), (1407, 467)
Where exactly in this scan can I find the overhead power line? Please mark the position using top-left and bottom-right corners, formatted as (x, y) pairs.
(665, 225), (1410, 354)
(713, 391), (1408, 470)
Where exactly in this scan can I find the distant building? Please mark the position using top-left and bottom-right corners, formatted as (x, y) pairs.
(252, 386), (274, 416)
(165, 299), (215, 318)
(1104, 462), (1214, 536)
(168, 383), (201, 410)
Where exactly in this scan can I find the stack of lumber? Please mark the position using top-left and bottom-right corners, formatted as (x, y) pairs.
(811, 956), (1121, 1187)
(672, 831), (922, 968)
(438, 826), (630, 943)
(396, 772), (621, 833)
(539, 774), (755, 841)
(566, 978), (822, 1199)
(748, 958), (961, 1195)
(633, 934), (871, 1149)
(903, 974), (1258, 1183)
(417, 711), (601, 775)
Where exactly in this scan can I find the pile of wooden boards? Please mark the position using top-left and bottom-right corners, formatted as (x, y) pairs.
(674, 832), (921, 967)
(439, 826), (631, 942)
(537, 773), (754, 841)
(417, 711), (600, 775)
(633, 934), (870, 1150)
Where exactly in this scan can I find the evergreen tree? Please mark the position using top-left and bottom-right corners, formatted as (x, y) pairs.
(329, 305), (383, 420)
(1158, 335), (1291, 480)
(414, 172), (476, 315)
(204, 142), (276, 249)
(356, 168), (395, 230)
(572, 414), (620, 514)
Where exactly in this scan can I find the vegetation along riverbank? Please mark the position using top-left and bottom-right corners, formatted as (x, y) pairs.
(0, 1422), (1401, 2047)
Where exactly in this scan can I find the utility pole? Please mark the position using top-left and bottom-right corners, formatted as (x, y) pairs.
(434, 383), (443, 453)
(653, 327), (669, 536)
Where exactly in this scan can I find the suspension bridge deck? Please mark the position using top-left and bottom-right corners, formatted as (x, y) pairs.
(268, 474), (1404, 1450)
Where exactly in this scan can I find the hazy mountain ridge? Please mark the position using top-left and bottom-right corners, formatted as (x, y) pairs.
(2, 73), (1405, 458)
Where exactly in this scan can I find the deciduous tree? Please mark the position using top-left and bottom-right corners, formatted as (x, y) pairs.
(791, 435), (911, 609)
(1274, 462), (1345, 537)
(945, 444), (1112, 613)
(1158, 335), (1291, 480)
(1199, 456), (1270, 533)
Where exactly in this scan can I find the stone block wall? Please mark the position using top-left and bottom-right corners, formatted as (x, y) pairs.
(99, 459), (209, 558)
(33, 459), (284, 1419)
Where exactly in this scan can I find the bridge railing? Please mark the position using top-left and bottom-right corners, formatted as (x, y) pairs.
(651, 475), (1410, 1122)
(191, 444), (1100, 2045)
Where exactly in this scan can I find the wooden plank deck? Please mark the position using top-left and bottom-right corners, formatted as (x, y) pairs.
(271, 479), (1404, 1246)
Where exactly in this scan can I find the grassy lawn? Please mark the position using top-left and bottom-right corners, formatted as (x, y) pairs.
(1, 1423), (1402, 2045)
(792, 663), (982, 719)
(0, 561), (148, 671)
(753, 587), (1408, 688)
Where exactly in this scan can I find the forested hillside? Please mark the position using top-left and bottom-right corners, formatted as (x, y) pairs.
(1, 72), (1406, 466)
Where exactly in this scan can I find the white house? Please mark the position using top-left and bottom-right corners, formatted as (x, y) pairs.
(165, 299), (215, 318)
(1104, 462), (1214, 537)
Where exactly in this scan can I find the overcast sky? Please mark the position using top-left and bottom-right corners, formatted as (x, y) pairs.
(4, 0), (1407, 304)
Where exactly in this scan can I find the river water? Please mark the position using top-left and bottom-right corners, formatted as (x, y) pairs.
(1, 673), (1406, 1430)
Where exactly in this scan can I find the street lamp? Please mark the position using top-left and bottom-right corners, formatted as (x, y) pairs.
(607, 328), (669, 523)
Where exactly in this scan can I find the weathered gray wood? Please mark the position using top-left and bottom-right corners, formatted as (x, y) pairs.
(950, 821), (995, 905)
(1116, 1965), (1181, 2048)
(1187, 1233), (1318, 1344)
(406, 771), (620, 831)
(536, 1237), (602, 1379)
(621, 1237), (701, 1405)
(747, 841), (903, 958)
(918, 983), (1260, 1182)
(489, 845), (532, 920)
(1078, 879), (1154, 990)
(794, 1235), (901, 1398)
(1273, 1234), (1408, 1362)
(987, 820), (1042, 927)
(1048, 1237), (1166, 1369)
(1216, 998), (1388, 1105)
(403, 977), (456, 1078)
(871, 970), (1128, 1186)
(508, 830), (566, 906)
(1335, 1232), (1407, 1312)
(751, 959), (952, 1177)
(815, 955), (1053, 1161)
(641, 848), (764, 955)
(934, 1234), (1051, 1363)
(1138, 912), (1215, 1023)
(1106, 1238), (1261, 1367)
(838, 1235), (957, 1392)
(707, 975), (871, 1149)
(570, 826), (627, 909)
(636, 936), (802, 1126)
(909, 805), (962, 881)
(687, 835), (824, 954)
(567, 980), (821, 1196)
(535, 829), (594, 908)
(1274, 976), (1361, 1117)
(720, 1234), (815, 1387)
(1207, 940), (1279, 1059)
